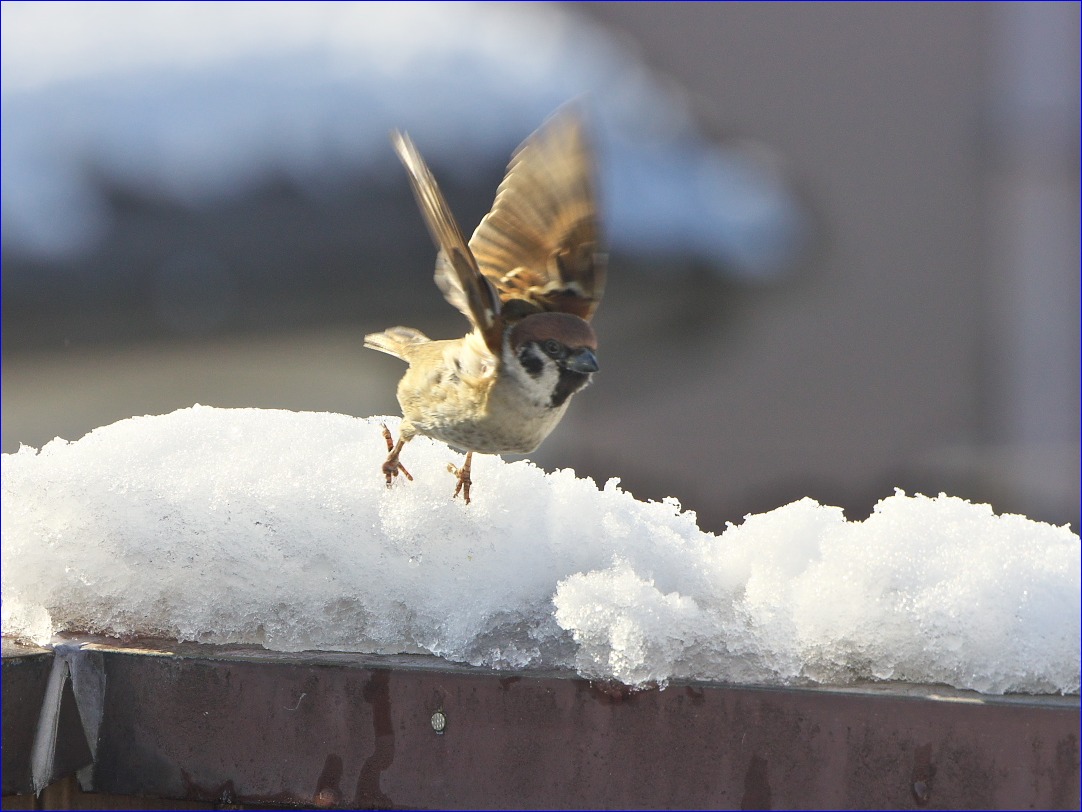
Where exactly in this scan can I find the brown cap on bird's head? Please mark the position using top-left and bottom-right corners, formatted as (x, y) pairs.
(508, 311), (598, 351)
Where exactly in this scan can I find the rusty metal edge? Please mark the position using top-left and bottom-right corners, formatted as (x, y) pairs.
(4, 635), (1080, 809)
(44, 632), (1082, 709)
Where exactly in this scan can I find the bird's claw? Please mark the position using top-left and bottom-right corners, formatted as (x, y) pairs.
(447, 452), (473, 504)
(383, 458), (412, 486)
(380, 424), (412, 487)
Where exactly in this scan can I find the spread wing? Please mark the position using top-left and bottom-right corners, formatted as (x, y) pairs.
(469, 110), (606, 322)
(392, 131), (503, 354)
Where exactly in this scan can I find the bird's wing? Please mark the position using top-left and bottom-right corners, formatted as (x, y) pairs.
(469, 109), (606, 322)
(392, 131), (504, 355)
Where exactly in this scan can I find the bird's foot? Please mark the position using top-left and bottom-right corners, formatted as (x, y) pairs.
(447, 451), (473, 505)
(380, 424), (412, 486)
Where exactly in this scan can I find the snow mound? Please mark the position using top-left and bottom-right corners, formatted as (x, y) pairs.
(2, 406), (1078, 694)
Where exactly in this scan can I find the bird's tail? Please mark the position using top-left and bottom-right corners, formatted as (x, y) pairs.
(364, 326), (430, 360)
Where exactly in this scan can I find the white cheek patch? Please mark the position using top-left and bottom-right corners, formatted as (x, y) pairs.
(506, 346), (561, 407)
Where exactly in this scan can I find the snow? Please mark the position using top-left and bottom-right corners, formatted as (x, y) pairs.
(2, 406), (1078, 695)
(1, 1), (807, 278)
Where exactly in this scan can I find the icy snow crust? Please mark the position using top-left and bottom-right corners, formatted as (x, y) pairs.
(3, 406), (1078, 695)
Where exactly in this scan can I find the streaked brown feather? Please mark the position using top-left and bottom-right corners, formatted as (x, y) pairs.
(391, 131), (504, 354)
(469, 110), (606, 322)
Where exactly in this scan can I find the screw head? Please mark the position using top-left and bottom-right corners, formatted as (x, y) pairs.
(430, 710), (447, 734)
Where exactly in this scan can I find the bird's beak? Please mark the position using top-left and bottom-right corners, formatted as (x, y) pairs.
(563, 347), (599, 374)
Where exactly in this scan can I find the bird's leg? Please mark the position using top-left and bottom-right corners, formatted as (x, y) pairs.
(380, 424), (413, 486)
(448, 451), (473, 504)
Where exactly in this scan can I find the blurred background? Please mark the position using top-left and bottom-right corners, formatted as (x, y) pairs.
(3, 1), (1078, 533)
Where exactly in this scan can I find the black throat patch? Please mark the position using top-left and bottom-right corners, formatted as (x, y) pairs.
(550, 368), (590, 408)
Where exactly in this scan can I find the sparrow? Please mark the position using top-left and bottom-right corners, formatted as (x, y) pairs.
(365, 110), (606, 504)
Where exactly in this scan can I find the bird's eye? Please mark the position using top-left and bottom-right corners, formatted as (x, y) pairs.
(542, 339), (564, 358)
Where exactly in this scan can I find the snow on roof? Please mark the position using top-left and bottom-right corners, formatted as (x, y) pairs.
(1, 1), (807, 278)
(3, 406), (1077, 695)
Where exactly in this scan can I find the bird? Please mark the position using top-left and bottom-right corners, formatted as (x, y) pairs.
(365, 109), (606, 504)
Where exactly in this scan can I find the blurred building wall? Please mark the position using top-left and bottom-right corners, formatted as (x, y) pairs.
(553, 1), (1079, 529)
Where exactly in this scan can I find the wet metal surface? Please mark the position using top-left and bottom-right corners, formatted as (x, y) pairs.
(1, 642), (52, 794)
(3, 637), (1080, 809)
(2, 640), (98, 796)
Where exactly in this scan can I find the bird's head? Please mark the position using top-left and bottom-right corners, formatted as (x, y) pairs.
(506, 312), (598, 407)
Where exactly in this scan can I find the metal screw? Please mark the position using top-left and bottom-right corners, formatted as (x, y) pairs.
(430, 709), (447, 735)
